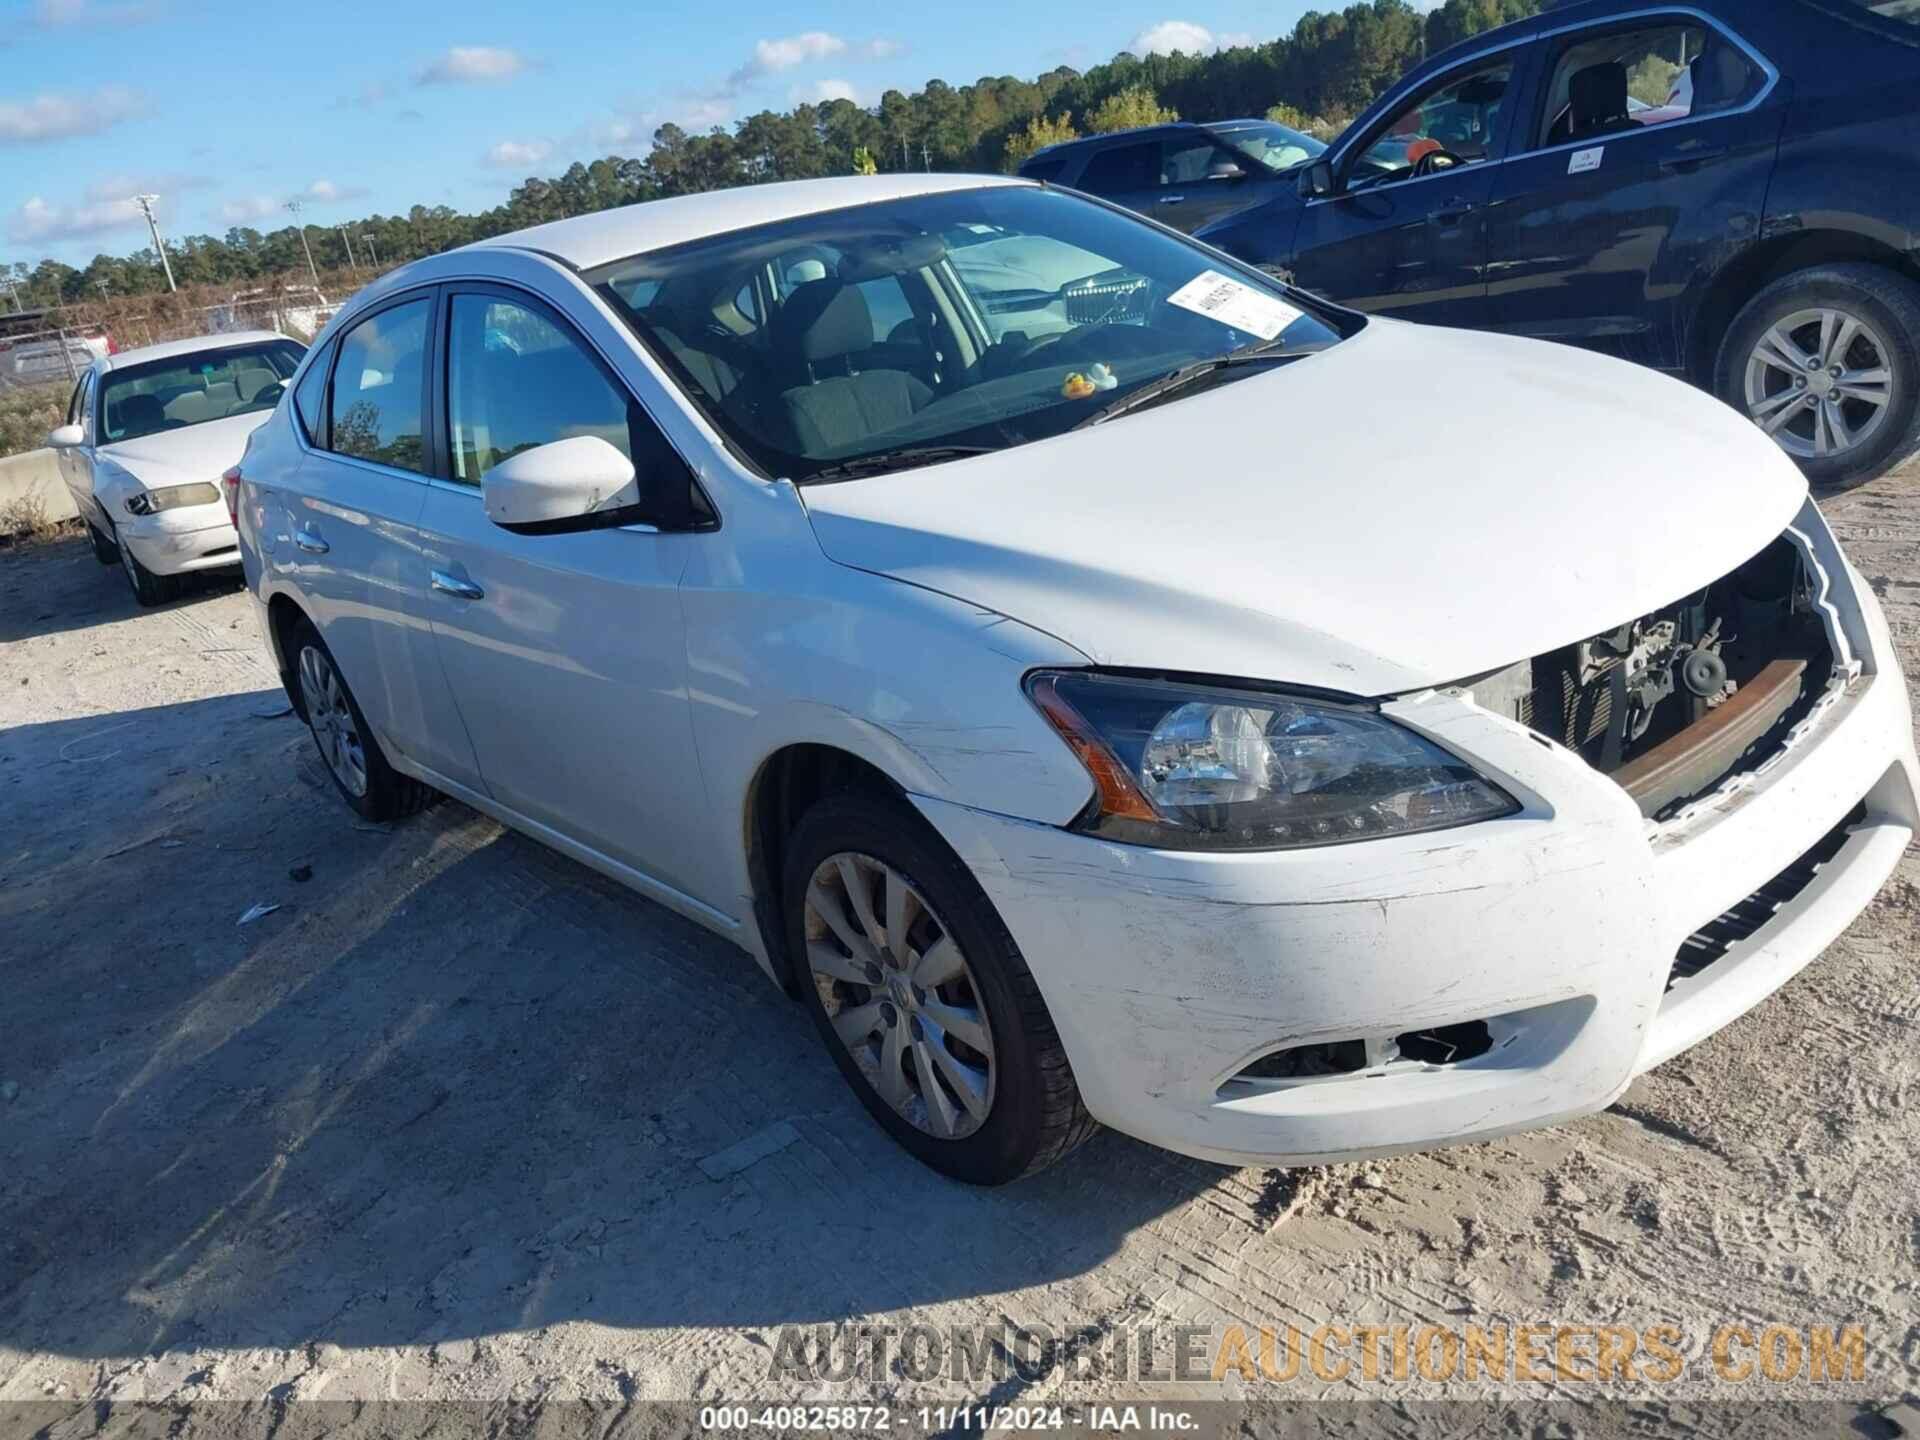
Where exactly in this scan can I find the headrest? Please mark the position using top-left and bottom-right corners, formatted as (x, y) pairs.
(114, 393), (163, 430)
(1569, 62), (1628, 127)
(786, 259), (828, 285)
(773, 279), (872, 363)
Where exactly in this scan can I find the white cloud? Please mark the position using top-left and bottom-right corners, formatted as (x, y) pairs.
(0, 86), (145, 144)
(8, 193), (152, 245)
(301, 179), (370, 205)
(857, 38), (904, 60)
(1127, 20), (1256, 56)
(735, 30), (846, 86)
(215, 196), (285, 225)
(483, 139), (554, 169)
(416, 46), (528, 85)
(85, 172), (211, 204)
(792, 78), (858, 105)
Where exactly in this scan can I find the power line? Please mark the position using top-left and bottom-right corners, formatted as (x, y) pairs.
(130, 194), (177, 292)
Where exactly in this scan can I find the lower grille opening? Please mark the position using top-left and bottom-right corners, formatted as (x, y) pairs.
(1232, 1020), (1496, 1084)
(1668, 801), (1865, 989)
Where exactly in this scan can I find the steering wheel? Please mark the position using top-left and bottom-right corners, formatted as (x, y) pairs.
(1411, 147), (1466, 178)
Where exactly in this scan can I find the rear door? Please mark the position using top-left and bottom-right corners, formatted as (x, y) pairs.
(414, 283), (712, 900)
(267, 290), (485, 790)
(1290, 48), (1527, 328)
(1484, 14), (1782, 370)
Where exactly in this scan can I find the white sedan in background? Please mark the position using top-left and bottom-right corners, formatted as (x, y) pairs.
(50, 330), (306, 605)
(235, 176), (1917, 1185)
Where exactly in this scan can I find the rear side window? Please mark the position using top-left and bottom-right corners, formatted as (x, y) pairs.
(326, 299), (430, 473)
(293, 341), (331, 443)
(1539, 24), (1762, 148)
(1076, 142), (1160, 195)
(1019, 154), (1070, 183)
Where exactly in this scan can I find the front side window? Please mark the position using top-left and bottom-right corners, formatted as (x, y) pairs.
(589, 185), (1350, 481)
(1352, 59), (1515, 187)
(66, 375), (88, 426)
(446, 294), (632, 484)
(327, 299), (429, 473)
(1539, 24), (1760, 148)
(97, 341), (305, 444)
(1210, 121), (1326, 173)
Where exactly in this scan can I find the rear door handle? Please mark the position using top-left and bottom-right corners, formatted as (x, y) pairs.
(1158, 193), (1185, 204)
(292, 528), (328, 554)
(1660, 146), (1729, 172)
(430, 570), (485, 601)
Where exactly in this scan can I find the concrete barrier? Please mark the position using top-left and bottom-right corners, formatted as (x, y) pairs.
(0, 448), (79, 536)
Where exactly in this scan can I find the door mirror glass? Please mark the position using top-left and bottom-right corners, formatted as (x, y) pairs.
(1299, 160), (1336, 198)
(481, 435), (640, 534)
(1206, 159), (1246, 182)
(47, 423), (84, 448)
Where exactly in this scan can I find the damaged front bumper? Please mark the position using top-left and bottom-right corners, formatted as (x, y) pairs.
(118, 503), (241, 577)
(914, 508), (1918, 1168)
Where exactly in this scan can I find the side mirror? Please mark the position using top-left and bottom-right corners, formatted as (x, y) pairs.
(1206, 159), (1246, 182)
(47, 423), (84, 449)
(1299, 160), (1336, 199)
(481, 435), (641, 535)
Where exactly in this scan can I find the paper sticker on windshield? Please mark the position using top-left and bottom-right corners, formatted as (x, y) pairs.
(1166, 270), (1302, 340)
(1569, 146), (1604, 175)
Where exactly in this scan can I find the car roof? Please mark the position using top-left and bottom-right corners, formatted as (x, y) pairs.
(1028, 123), (1196, 159)
(100, 329), (292, 373)
(471, 174), (1030, 272)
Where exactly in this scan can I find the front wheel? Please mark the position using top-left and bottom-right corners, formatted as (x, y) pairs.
(116, 531), (178, 607)
(1716, 263), (1920, 489)
(784, 791), (1096, 1185)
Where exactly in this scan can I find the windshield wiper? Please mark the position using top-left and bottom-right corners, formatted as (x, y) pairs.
(1070, 345), (1303, 431)
(800, 445), (1001, 483)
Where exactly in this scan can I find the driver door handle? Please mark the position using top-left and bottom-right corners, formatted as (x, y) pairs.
(1158, 193), (1185, 204)
(430, 570), (485, 601)
(1428, 200), (1476, 227)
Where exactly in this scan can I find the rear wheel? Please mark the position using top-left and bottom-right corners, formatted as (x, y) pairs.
(1716, 263), (1920, 489)
(116, 530), (178, 607)
(784, 791), (1096, 1184)
(289, 618), (434, 822)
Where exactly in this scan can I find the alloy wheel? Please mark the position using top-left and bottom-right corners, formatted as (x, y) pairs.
(1744, 306), (1893, 461)
(804, 851), (996, 1140)
(297, 644), (369, 798)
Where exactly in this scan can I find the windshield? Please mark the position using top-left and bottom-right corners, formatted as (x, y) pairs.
(1212, 121), (1326, 172)
(589, 185), (1349, 481)
(99, 340), (305, 444)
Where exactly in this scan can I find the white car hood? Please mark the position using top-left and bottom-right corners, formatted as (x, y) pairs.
(98, 411), (268, 488)
(802, 320), (1808, 695)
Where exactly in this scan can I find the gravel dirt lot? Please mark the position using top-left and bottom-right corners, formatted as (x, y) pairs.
(1, 461), (1916, 1425)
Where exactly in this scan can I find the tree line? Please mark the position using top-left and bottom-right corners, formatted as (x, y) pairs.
(7, 0), (1535, 307)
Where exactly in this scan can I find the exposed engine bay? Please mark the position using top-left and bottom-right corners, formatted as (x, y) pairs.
(1465, 538), (1838, 819)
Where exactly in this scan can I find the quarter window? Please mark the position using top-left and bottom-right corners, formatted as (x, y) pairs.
(327, 299), (430, 473)
(446, 294), (633, 484)
(293, 341), (331, 444)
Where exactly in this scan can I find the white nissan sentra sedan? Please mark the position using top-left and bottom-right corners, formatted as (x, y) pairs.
(50, 331), (306, 605)
(233, 175), (1918, 1184)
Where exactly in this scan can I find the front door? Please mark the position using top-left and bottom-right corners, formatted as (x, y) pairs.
(416, 285), (711, 901)
(1484, 16), (1783, 370)
(1290, 51), (1525, 328)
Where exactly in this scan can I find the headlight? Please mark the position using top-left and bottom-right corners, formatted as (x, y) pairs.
(1027, 671), (1518, 851)
(124, 482), (221, 517)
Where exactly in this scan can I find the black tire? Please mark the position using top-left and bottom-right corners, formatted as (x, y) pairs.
(1714, 263), (1920, 490)
(287, 616), (435, 823)
(783, 791), (1096, 1185)
(86, 522), (118, 566)
(116, 529), (178, 607)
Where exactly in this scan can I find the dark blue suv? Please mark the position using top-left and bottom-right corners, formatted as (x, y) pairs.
(1196, 0), (1920, 486)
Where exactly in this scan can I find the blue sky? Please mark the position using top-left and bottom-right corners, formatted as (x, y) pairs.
(0, 0), (1409, 269)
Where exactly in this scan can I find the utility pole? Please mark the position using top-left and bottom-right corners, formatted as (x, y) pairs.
(0, 273), (22, 313)
(95, 280), (110, 304)
(360, 234), (378, 267)
(131, 194), (177, 292)
(336, 225), (354, 267)
(285, 200), (320, 284)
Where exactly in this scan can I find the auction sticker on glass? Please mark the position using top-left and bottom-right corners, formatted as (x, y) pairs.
(1166, 269), (1303, 340)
